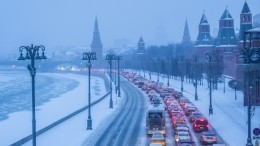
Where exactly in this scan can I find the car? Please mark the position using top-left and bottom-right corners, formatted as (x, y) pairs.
(177, 91), (183, 96)
(150, 95), (162, 104)
(146, 88), (152, 94)
(175, 131), (193, 143)
(149, 143), (163, 146)
(184, 107), (197, 116)
(189, 112), (203, 123)
(172, 119), (186, 128)
(170, 112), (184, 120)
(164, 95), (173, 103)
(148, 91), (157, 97)
(171, 113), (185, 121)
(175, 125), (189, 134)
(176, 143), (194, 146)
(152, 98), (161, 105)
(200, 131), (217, 144)
(179, 99), (190, 107)
(150, 132), (166, 146)
(193, 118), (209, 132)
(138, 81), (145, 88)
(142, 85), (148, 91)
(159, 91), (169, 98)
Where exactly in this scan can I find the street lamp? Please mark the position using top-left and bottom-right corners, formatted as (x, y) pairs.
(238, 30), (260, 146)
(18, 44), (47, 146)
(223, 75), (226, 93)
(82, 51), (97, 130)
(156, 59), (160, 83)
(205, 52), (216, 115)
(193, 56), (199, 101)
(114, 60), (117, 85)
(234, 81), (237, 100)
(178, 56), (185, 92)
(115, 55), (122, 97)
(167, 60), (171, 86)
(106, 54), (116, 108)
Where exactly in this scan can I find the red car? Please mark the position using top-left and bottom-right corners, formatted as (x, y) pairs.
(193, 118), (209, 132)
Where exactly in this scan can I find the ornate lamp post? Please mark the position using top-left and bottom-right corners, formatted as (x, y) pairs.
(178, 56), (185, 92)
(167, 60), (170, 86)
(193, 56), (199, 101)
(205, 52), (216, 115)
(156, 59), (160, 83)
(18, 44), (47, 146)
(223, 75), (226, 93)
(115, 56), (122, 97)
(106, 54), (116, 108)
(234, 81), (237, 100)
(114, 60), (117, 85)
(238, 30), (260, 146)
(82, 51), (97, 130)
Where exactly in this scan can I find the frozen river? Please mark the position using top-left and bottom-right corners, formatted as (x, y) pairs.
(0, 70), (106, 145)
(0, 70), (79, 121)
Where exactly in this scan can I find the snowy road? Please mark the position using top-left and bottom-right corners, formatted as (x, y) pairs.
(85, 78), (146, 146)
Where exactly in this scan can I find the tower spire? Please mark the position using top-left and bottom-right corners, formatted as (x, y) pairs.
(91, 17), (103, 62)
(182, 19), (191, 43)
(217, 7), (236, 45)
(196, 12), (212, 45)
(92, 17), (101, 43)
(239, 1), (252, 40)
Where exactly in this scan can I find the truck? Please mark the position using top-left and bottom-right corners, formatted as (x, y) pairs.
(146, 105), (166, 135)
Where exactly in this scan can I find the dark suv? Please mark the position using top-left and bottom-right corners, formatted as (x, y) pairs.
(193, 118), (209, 132)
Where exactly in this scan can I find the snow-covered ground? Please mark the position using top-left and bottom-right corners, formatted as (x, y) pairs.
(1, 69), (259, 146)
(0, 70), (120, 146)
(145, 71), (260, 146)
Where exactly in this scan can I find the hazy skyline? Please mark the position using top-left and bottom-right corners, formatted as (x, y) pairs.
(1, 0), (260, 55)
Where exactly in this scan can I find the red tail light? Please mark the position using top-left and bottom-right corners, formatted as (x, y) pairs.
(207, 124), (209, 128)
(194, 124), (197, 127)
(213, 137), (217, 140)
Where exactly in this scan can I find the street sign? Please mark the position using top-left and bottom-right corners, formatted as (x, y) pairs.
(253, 128), (260, 136)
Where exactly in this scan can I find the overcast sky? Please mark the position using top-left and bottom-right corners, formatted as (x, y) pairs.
(0, 0), (260, 55)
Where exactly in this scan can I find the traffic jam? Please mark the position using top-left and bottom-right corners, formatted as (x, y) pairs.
(123, 71), (225, 146)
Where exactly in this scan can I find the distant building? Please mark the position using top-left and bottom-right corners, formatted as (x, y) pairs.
(194, 12), (215, 61)
(91, 17), (103, 67)
(216, 7), (238, 76)
(137, 36), (146, 54)
(136, 36), (147, 71)
(216, 7), (237, 45)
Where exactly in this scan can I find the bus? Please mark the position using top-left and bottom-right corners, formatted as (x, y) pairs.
(146, 105), (166, 135)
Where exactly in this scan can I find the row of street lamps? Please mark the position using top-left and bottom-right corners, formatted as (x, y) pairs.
(18, 45), (122, 146)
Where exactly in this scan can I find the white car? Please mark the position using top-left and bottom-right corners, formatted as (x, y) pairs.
(175, 125), (189, 134)
(175, 131), (193, 143)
